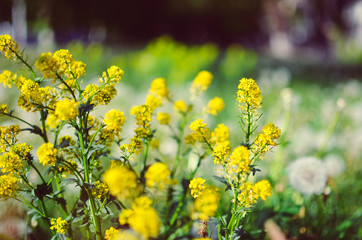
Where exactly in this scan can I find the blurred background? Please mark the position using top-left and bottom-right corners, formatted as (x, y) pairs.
(0, 0), (361, 239)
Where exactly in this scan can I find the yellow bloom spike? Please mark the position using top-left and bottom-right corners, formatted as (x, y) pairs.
(37, 142), (58, 166)
(191, 70), (213, 94)
(0, 34), (20, 60)
(206, 96), (225, 116)
(237, 77), (262, 110)
(50, 217), (68, 234)
(145, 162), (171, 189)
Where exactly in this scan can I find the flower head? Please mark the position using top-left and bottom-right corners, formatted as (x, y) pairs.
(288, 156), (328, 195)
(157, 112), (171, 125)
(103, 164), (138, 200)
(174, 100), (188, 113)
(237, 77), (262, 110)
(37, 143), (58, 166)
(103, 109), (126, 132)
(191, 71), (213, 94)
(54, 99), (80, 121)
(149, 78), (169, 98)
(50, 217), (68, 234)
(119, 196), (161, 239)
(0, 34), (19, 60)
(145, 162), (171, 189)
(0, 174), (19, 198)
(206, 97), (225, 116)
(254, 123), (281, 153)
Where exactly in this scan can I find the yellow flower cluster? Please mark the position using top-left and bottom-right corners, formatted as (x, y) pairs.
(50, 217), (68, 234)
(0, 125), (21, 152)
(254, 123), (281, 153)
(190, 178), (220, 220)
(174, 99), (188, 113)
(186, 119), (210, 144)
(0, 34), (19, 60)
(211, 124), (230, 144)
(37, 142), (58, 166)
(191, 71), (213, 94)
(100, 66), (124, 84)
(237, 180), (272, 208)
(0, 104), (7, 116)
(149, 77), (169, 99)
(103, 164), (138, 200)
(119, 196), (161, 240)
(103, 109), (126, 132)
(228, 146), (251, 175)
(82, 83), (117, 106)
(104, 227), (119, 240)
(131, 105), (153, 129)
(237, 77), (262, 110)
(53, 49), (86, 79)
(91, 180), (109, 199)
(0, 70), (17, 88)
(145, 162), (171, 189)
(35, 49), (86, 82)
(206, 96), (225, 116)
(157, 112), (171, 125)
(16, 77), (58, 112)
(189, 177), (207, 199)
(0, 174), (19, 198)
(0, 143), (32, 174)
(54, 98), (80, 121)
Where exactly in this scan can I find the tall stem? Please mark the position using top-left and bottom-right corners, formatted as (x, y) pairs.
(78, 129), (102, 239)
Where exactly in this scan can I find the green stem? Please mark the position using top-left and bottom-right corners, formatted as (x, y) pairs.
(315, 108), (342, 158)
(77, 130), (102, 240)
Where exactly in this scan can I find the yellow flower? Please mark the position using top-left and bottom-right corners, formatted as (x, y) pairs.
(120, 136), (143, 156)
(0, 125), (21, 152)
(191, 71), (213, 93)
(149, 77), (169, 98)
(157, 112), (171, 125)
(101, 66), (124, 84)
(174, 100), (188, 113)
(0, 174), (19, 198)
(254, 123), (281, 153)
(0, 34), (19, 60)
(189, 177), (207, 198)
(193, 187), (220, 221)
(37, 142), (58, 166)
(0, 70), (17, 88)
(0, 143), (32, 174)
(211, 123), (230, 144)
(50, 217), (68, 234)
(212, 142), (231, 165)
(228, 146), (251, 175)
(103, 109), (126, 132)
(103, 164), (138, 200)
(206, 97), (225, 116)
(188, 119), (210, 143)
(145, 162), (171, 189)
(0, 104), (8, 115)
(104, 227), (120, 240)
(46, 114), (61, 129)
(131, 105), (153, 128)
(145, 94), (162, 110)
(237, 182), (258, 208)
(237, 77), (262, 110)
(35, 52), (57, 80)
(254, 179), (272, 200)
(119, 196), (161, 240)
(54, 98), (80, 121)
(91, 180), (109, 199)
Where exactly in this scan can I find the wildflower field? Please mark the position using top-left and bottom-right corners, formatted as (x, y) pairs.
(0, 35), (361, 240)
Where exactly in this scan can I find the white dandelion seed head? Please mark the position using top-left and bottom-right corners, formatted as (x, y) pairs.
(324, 154), (346, 178)
(287, 156), (328, 195)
